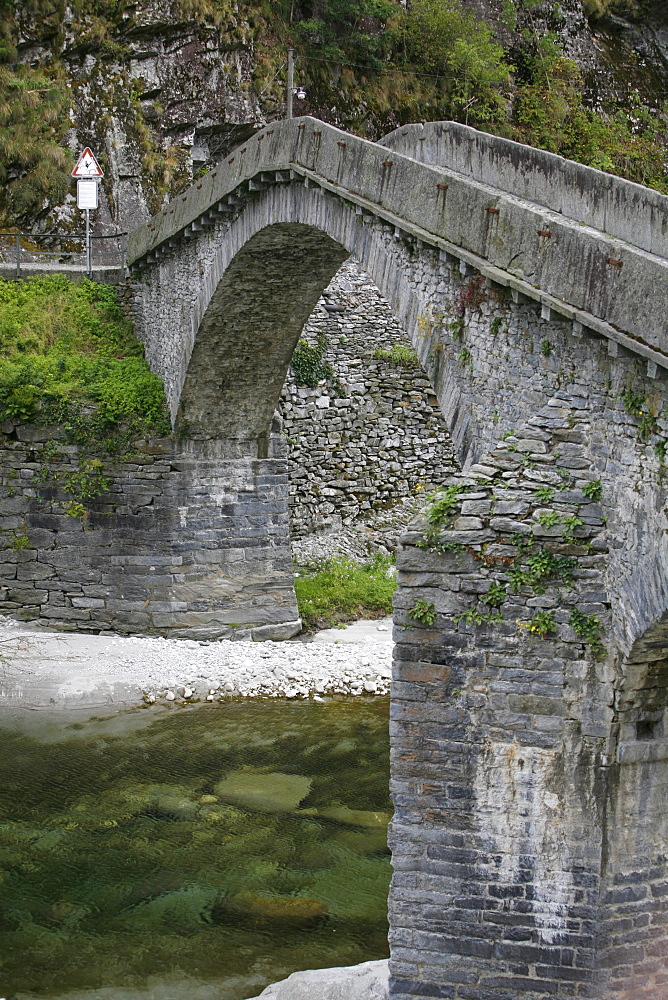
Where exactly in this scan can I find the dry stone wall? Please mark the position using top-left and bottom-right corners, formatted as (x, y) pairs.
(280, 259), (456, 540)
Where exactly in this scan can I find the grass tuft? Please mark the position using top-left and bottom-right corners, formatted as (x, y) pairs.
(294, 555), (396, 630)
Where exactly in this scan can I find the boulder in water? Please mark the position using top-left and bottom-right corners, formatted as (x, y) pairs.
(213, 770), (312, 812)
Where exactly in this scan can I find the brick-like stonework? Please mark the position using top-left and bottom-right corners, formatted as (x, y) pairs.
(0, 430), (298, 639)
(391, 381), (668, 997)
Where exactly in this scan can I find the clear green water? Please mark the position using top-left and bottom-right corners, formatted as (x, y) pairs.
(0, 698), (391, 1000)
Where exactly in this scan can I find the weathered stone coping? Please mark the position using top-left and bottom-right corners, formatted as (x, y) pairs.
(381, 119), (668, 258)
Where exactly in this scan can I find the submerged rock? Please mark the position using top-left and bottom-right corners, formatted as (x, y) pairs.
(296, 806), (391, 828)
(212, 891), (328, 926)
(213, 770), (312, 812)
(248, 959), (389, 1000)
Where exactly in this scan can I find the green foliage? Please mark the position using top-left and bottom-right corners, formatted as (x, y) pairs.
(457, 346), (472, 369)
(372, 343), (420, 368)
(562, 515), (584, 543)
(400, 0), (510, 125)
(482, 581), (506, 607)
(294, 555), (396, 630)
(534, 485), (555, 503)
(620, 387), (646, 417)
(510, 54), (668, 193)
(409, 599), (437, 625)
(619, 388), (660, 441)
(3, 528), (30, 550)
(449, 317), (465, 340)
(537, 510), (559, 527)
(570, 608), (605, 656)
(490, 317), (503, 336)
(0, 61), (70, 227)
(0, 276), (170, 442)
(454, 605), (502, 626)
(540, 339), (552, 357)
(62, 499), (87, 519)
(581, 479), (602, 502)
(508, 543), (576, 593)
(291, 333), (335, 389)
(517, 608), (557, 638)
(426, 484), (465, 525)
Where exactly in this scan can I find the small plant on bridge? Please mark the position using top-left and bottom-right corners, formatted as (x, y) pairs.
(534, 485), (555, 503)
(426, 484), (466, 525)
(540, 339), (553, 357)
(570, 608), (605, 656)
(481, 581), (506, 607)
(454, 605), (502, 626)
(537, 510), (559, 527)
(290, 332), (343, 392)
(448, 317), (465, 340)
(562, 515), (585, 543)
(373, 344), (420, 369)
(517, 609), (557, 639)
(508, 542), (576, 593)
(456, 275), (487, 314)
(409, 599), (437, 625)
(457, 347), (473, 370)
(3, 529), (30, 551)
(620, 388), (660, 442)
(581, 479), (602, 502)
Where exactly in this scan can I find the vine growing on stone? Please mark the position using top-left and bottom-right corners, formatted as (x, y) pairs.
(291, 333), (335, 389)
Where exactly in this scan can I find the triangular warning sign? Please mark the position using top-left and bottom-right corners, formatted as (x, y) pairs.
(72, 147), (104, 178)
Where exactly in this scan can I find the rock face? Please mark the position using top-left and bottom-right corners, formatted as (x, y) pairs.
(39, 0), (267, 231)
(248, 960), (389, 1000)
(8, 0), (668, 232)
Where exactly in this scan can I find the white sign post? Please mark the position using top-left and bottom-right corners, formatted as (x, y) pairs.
(72, 148), (104, 278)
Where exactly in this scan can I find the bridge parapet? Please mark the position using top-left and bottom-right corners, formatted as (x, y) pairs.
(381, 120), (667, 258)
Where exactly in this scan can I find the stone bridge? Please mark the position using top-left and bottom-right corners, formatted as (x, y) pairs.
(122, 117), (668, 999)
(8, 116), (668, 996)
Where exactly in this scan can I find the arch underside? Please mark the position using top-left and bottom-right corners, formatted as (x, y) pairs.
(176, 223), (348, 454)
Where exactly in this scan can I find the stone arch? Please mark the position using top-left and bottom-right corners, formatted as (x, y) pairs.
(135, 181), (485, 469)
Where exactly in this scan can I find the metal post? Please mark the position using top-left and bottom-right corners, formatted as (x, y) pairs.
(287, 48), (294, 120)
(85, 209), (92, 278)
(15, 233), (20, 279)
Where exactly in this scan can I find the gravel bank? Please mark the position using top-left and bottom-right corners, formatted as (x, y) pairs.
(0, 618), (393, 710)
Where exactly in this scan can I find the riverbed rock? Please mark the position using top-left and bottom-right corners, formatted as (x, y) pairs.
(297, 806), (391, 828)
(247, 959), (389, 1000)
(212, 892), (328, 926)
(213, 769), (312, 812)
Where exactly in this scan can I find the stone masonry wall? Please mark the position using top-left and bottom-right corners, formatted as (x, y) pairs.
(280, 258), (456, 539)
(0, 429), (298, 639)
(390, 375), (668, 995)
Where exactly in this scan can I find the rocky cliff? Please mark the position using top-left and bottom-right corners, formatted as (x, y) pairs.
(1, 0), (667, 234)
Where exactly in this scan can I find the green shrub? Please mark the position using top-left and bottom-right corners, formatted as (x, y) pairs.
(294, 555), (396, 630)
(0, 276), (170, 443)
